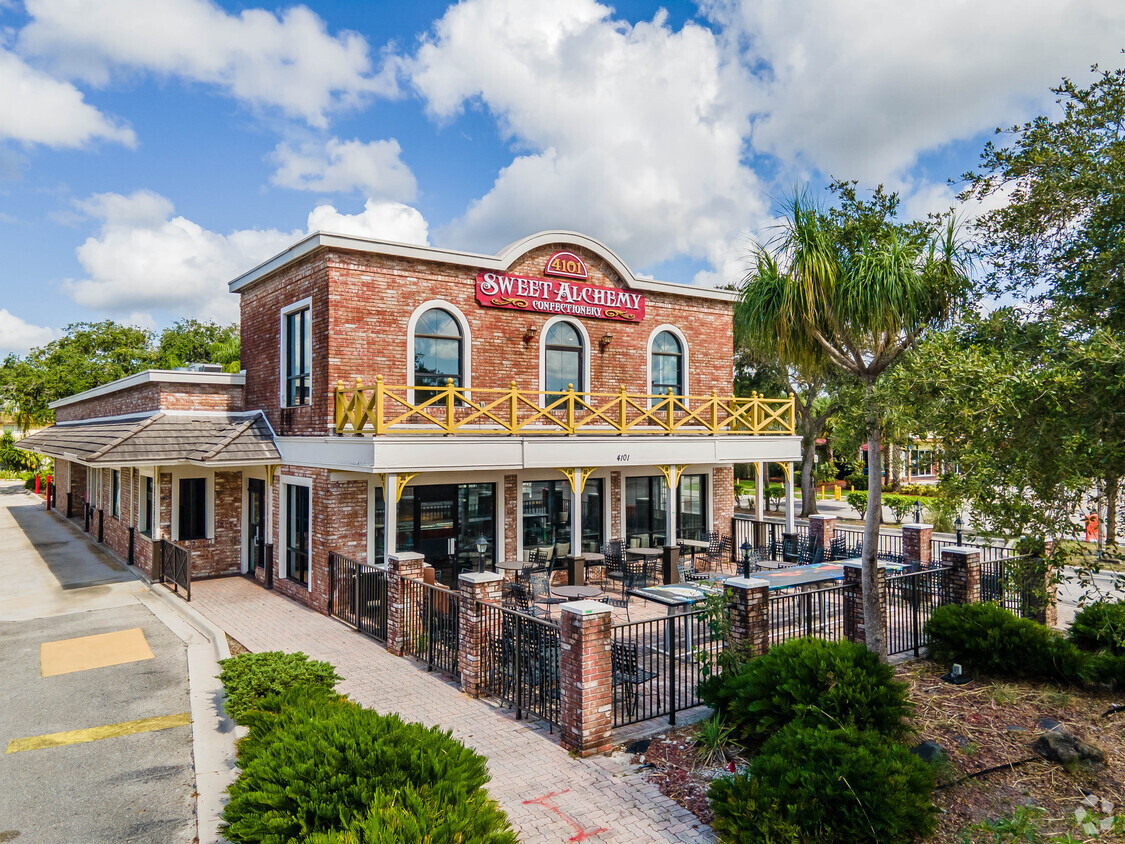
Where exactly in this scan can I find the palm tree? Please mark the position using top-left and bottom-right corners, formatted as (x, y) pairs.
(738, 185), (970, 656)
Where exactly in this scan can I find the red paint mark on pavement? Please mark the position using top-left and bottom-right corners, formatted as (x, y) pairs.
(523, 789), (609, 841)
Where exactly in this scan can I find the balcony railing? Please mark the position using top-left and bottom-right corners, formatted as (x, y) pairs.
(334, 377), (795, 436)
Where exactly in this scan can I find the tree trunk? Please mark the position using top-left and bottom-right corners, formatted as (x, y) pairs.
(800, 436), (818, 517)
(863, 411), (888, 657)
(1107, 472), (1119, 548)
(881, 443), (890, 491)
(891, 442), (902, 492)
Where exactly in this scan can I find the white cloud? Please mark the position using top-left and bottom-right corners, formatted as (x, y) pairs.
(0, 309), (57, 355)
(19, 0), (399, 127)
(307, 199), (429, 245)
(271, 137), (417, 201)
(409, 0), (766, 284)
(702, 0), (1125, 185)
(0, 48), (134, 148)
(64, 190), (301, 322)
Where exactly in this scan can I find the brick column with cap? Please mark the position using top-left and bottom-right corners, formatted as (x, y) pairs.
(724, 576), (771, 657)
(843, 561), (888, 644)
(559, 600), (613, 757)
(902, 523), (933, 567)
(458, 571), (504, 698)
(808, 514), (836, 557)
(386, 551), (424, 656)
(940, 546), (981, 606)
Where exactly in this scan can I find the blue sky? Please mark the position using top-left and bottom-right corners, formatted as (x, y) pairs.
(1, 0), (1123, 354)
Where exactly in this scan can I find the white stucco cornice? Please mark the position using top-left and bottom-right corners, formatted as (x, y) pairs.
(226, 230), (738, 304)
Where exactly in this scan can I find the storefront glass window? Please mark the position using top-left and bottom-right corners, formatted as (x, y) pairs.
(382, 482), (495, 585)
(625, 474), (707, 545)
(284, 306), (310, 407)
(522, 478), (604, 556)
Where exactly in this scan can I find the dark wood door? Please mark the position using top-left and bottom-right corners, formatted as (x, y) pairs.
(247, 478), (265, 572)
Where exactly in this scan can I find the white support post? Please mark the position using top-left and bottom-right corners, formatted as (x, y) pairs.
(665, 475), (677, 546)
(784, 462), (796, 534)
(570, 468), (582, 554)
(754, 462), (765, 520)
(384, 473), (398, 558)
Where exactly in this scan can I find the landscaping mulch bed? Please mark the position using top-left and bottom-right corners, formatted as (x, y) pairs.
(630, 661), (1125, 841)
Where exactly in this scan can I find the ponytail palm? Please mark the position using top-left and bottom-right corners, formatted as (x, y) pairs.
(738, 186), (970, 656)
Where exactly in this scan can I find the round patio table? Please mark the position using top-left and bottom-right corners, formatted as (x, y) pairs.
(552, 585), (604, 601)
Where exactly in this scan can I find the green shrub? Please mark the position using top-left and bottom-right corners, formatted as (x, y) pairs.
(1069, 601), (1125, 655)
(926, 603), (1087, 685)
(699, 637), (911, 747)
(709, 724), (937, 844)
(883, 493), (916, 523)
(223, 686), (514, 843)
(846, 490), (869, 517)
(217, 650), (342, 723)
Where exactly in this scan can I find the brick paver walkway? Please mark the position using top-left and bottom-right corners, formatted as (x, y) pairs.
(189, 577), (714, 843)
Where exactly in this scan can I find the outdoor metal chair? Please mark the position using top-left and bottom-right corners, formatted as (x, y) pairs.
(828, 537), (847, 561)
(598, 563), (635, 621)
(611, 640), (656, 719)
(528, 571), (564, 618)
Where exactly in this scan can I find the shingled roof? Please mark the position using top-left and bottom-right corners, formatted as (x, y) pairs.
(18, 412), (279, 466)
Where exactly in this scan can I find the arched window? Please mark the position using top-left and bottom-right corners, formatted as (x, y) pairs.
(413, 308), (463, 400)
(544, 321), (584, 398)
(650, 330), (684, 397)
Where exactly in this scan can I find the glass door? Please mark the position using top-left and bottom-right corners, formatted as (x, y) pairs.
(247, 478), (265, 573)
(397, 483), (496, 586)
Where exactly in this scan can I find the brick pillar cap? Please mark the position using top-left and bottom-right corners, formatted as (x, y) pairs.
(560, 600), (611, 617)
(726, 576), (771, 590)
(842, 560), (891, 570)
(808, 514), (836, 523)
(458, 571), (504, 585)
(903, 523), (933, 530)
(941, 545), (982, 555)
(388, 551), (425, 563)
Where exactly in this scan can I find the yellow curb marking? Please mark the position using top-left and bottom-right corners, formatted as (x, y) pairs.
(40, 627), (154, 677)
(5, 712), (192, 754)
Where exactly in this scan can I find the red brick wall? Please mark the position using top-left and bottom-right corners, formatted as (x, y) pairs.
(503, 474), (518, 561)
(239, 242), (734, 436)
(270, 466), (331, 612)
(180, 471), (242, 578)
(54, 381), (243, 422)
(712, 466), (734, 538)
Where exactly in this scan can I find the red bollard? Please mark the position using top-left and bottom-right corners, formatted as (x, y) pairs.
(35, 475), (40, 495)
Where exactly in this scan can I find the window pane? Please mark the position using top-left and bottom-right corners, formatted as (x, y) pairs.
(678, 474), (707, 541)
(286, 484), (309, 584)
(545, 322), (580, 347)
(416, 309), (461, 337)
(522, 480), (569, 552)
(581, 478), (604, 553)
(625, 476), (667, 547)
(545, 348), (581, 394)
(179, 478), (206, 541)
(285, 308), (311, 407)
(414, 336), (461, 382)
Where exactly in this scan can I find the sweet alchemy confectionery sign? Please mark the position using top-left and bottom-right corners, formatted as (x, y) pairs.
(475, 271), (645, 322)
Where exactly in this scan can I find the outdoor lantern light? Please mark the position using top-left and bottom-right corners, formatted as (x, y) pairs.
(599, 332), (613, 352)
(522, 325), (539, 344)
(741, 540), (752, 579)
(954, 515), (963, 545)
(914, 499), (922, 524)
(476, 535), (487, 572)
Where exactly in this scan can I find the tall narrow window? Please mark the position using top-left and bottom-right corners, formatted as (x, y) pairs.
(413, 308), (463, 402)
(284, 306), (311, 407)
(286, 484), (310, 585)
(544, 321), (584, 399)
(141, 475), (154, 536)
(650, 330), (684, 397)
(111, 470), (120, 518)
(178, 478), (206, 541)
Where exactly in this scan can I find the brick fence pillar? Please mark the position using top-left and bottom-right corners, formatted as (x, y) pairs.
(940, 546), (981, 606)
(458, 571), (504, 698)
(902, 523), (933, 567)
(807, 514), (835, 555)
(842, 561), (888, 644)
(559, 601), (613, 757)
(386, 551), (425, 656)
(724, 576), (771, 657)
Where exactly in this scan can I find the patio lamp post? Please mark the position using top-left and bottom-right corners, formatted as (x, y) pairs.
(914, 499), (922, 524)
(476, 535), (487, 573)
(740, 540), (753, 579)
(954, 515), (963, 546)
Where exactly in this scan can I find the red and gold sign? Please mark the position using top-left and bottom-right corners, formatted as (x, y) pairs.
(475, 271), (645, 322)
(544, 250), (588, 279)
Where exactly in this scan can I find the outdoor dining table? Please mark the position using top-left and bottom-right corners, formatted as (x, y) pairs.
(752, 558), (907, 591)
(552, 584), (604, 601)
(627, 581), (724, 651)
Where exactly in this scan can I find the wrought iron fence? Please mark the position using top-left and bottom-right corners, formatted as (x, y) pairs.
(401, 578), (461, 678)
(981, 555), (1040, 618)
(478, 602), (560, 728)
(834, 526), (904, 560)
(158, 539), (191, 601)
(932, 536), (1017, 563)
(610, 610), (721, 727)
(884, 566), (952, 656)
(768, 583), (851, 646)
(328, 552), (388, 642)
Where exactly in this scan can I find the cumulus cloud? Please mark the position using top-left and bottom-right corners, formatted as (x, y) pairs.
(307, 199), (429, 244)
(0, 309), (58, 355)
(271, 137), (417, 201)
(702, 0), (1125, 185)
(409, 0), (766, 282)
(19, 0), (399, 127)
(0, 48), (134, 148)
(64, 190), (301, 322)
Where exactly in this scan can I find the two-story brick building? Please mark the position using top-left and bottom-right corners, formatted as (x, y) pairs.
(20, 230), (801, 612)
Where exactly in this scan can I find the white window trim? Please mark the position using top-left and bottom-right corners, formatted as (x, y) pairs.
(406, 300), (473, 404)
(170, 470), (214, 542)
(240, 468), (268, 572)
(279, 475), (313, 592)
(538, 317), (592, 406)
(279, 296), (313, 408)
(646, 324), (689, 407)
(137, 469), (154, 536)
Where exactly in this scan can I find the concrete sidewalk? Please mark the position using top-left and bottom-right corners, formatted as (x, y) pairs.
(189, 576), (713, 843)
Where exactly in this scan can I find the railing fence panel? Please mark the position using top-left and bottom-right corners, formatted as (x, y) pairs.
(478, 602), (560, 728)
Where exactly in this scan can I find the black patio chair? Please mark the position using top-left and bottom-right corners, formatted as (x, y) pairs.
(528, 571), (564, 618)
(612, 640), (656, 720)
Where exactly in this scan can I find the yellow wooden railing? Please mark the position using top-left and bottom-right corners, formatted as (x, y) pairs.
(335, 377), (795, 436)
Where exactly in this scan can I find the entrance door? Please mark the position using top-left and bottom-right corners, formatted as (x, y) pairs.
(247, 478), (265, 573)
(394, 483), (495, 585)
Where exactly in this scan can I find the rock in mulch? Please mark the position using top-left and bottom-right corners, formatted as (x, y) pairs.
(1033, 728), (1106, 765)
(912, 740), (947, 764)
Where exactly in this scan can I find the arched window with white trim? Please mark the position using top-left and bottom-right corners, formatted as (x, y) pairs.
(649, 328), (685, 397)
(543, 321), (585, 399)
(412, 307), (463, 401)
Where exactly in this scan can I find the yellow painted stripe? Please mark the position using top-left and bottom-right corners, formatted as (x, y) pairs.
(5, 712), (191, 754)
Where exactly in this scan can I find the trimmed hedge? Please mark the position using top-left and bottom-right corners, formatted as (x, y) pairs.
(1069, 601), (1125, 655)
(709, 724), (937, 843)
(699, 637), (911, 748)
(218, 651), (341, 723)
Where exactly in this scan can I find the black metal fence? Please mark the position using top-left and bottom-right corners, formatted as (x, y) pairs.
(478, 602), (560, 728)
(610, 610), (722, 727)
(768, 583), (852, 646)
(401, 578), (461, 678)
(884, 567), (952, 656)
(158, 539), (191, 601)
(328, 552), (388, 642)
(981, 555), (1040, 618)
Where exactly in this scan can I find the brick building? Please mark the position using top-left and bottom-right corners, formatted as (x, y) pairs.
(20, 230), (801, 612)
